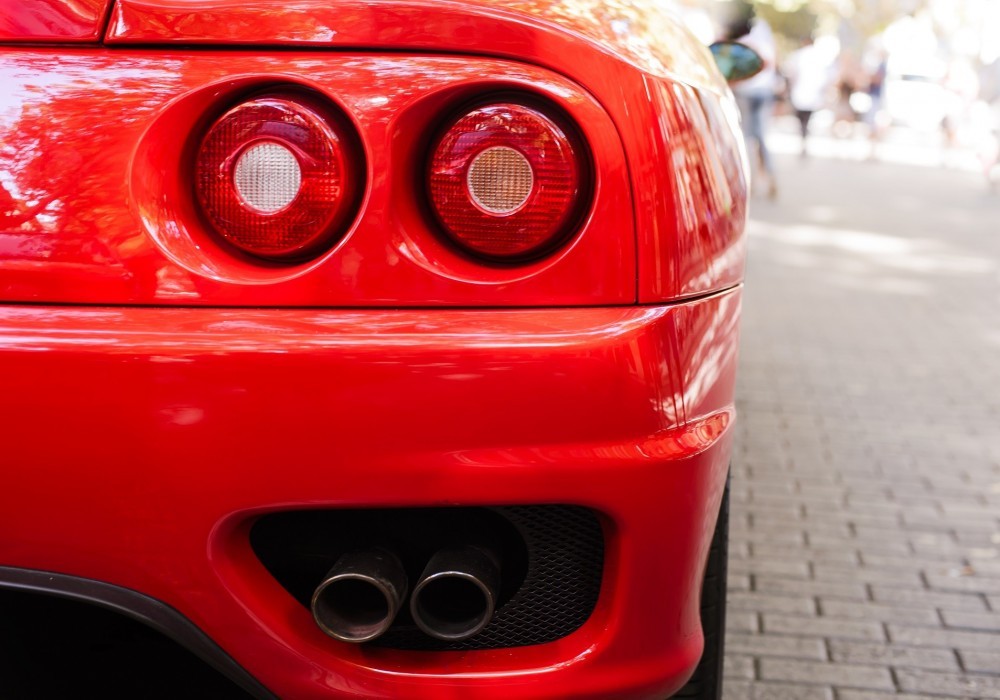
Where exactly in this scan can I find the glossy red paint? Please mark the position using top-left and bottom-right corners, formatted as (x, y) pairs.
(0, 50), (632, 306)
(0, 290), (739, 699)
(0, 0), (111, 42)
(1, 2), (751, 696)
(112, 0), (744, 301)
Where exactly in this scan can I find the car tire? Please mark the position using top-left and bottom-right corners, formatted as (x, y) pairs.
(670, 476), (729, 699)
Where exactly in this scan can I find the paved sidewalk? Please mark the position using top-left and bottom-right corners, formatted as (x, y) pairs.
(724, 146), (1000, 698)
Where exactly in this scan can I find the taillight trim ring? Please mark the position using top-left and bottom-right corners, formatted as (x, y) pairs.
(194, 93), (362, 262)
(425, 97), (593, 264)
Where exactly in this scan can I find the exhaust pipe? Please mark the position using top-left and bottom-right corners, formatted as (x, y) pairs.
(410, 545), (500, 641)
(311, 548), (407, 643)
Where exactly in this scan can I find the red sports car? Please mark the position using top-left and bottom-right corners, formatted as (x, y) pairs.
(0, 1), (757, 697)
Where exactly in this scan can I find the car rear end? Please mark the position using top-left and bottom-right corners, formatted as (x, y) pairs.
(0, 1), (749, 697)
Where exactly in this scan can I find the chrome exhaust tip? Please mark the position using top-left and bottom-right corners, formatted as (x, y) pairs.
(409, 546), (500, 642)
(311, 548), (407, 643)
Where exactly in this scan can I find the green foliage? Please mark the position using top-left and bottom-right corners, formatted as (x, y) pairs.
(750, 0), (929, 40)
(754, 3), (818, 43)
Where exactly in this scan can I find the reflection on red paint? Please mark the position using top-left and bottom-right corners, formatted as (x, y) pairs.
(103, 0), (749, 300)
(0, 0), (111, 42)
(0, 52), (633, 306)
(0, 291), (738, 699)
(638, 79), (749, 302)
(0, 2), (749, 696)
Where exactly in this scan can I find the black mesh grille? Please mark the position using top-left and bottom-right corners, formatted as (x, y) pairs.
(377, 506), (604, 650)
(250, 505), (604, 651)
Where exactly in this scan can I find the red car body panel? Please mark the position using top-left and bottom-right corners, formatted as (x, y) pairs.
(0, 0), (111, 42)
(0, 1), (749, 697)
(105, 0), (748, 303)
(0, 52), (633, 307)
(0, 295), (738, 699)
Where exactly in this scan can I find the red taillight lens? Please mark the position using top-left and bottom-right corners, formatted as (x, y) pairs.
(428, 102), (589, 261)
(195, 96), (360, 260)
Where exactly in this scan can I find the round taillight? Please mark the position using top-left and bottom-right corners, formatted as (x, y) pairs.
(427, 102), (589, 261)
(195, 96), (360, 260)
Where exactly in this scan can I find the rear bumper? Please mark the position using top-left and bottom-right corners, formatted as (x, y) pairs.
(0, 290), (740, 699)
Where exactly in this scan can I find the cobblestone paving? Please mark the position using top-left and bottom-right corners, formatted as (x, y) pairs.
(724, 148), (1000, 699)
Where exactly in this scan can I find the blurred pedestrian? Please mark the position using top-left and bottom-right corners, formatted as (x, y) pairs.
(723, 3), (779, 199)
(975, 58), (1000, 189)
(865, 49), (888, 159)
(941, 57), (979, 158)
(832, 53), (864, 138)
(784, 37), (834, 157)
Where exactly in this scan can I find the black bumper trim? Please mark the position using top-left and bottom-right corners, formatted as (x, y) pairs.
(0, 566), (277, 700)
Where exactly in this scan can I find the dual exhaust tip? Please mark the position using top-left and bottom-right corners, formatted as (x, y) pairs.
(311, 545), (500, 644)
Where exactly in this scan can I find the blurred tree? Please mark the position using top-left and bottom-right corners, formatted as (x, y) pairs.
(754, 3), (818, 44)
(751, 0), (928, 41)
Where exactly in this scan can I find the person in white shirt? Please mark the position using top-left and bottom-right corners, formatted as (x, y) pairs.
(785, 37), (834, 157)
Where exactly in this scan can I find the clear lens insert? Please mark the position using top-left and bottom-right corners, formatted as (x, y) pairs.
(466, 146), (534, 215)
(233, 141), (303, 214)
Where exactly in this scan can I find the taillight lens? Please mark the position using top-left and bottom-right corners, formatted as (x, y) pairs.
(195, 96), (360, 260)
(428, 102), (589, 261)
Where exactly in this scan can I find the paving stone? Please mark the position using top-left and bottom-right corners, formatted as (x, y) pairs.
(971, 558), (1000, 576)
(827, 639), (959, 671)
(895, 669), (1000, 698)
(904, 513), (997, 534)
(887, 624), (1000, 652)
(729, 574), (752, 593)
(926, 572), (1000, 596)
(730, 541), (752, 560)
(748, 538), (810, 561)
(729, 591), (818, 616)
(941, 609), (1000, 632)
(817, 512), (904, 529)
(726, 612), (761, 634)
(748, 680), (834, 699)
(819, 598), (940, 625)
(810, 534), (913, 557)
(723, 654), (756, 680)
(868, 586), (989, 613)
(802, 547), (864, 566)
(762, 614), (885, 642)
(861, 553), (977, 572)
(939, 504), (1000, 520)
(957, 648), (1000, 674)
(731, 529), (806, 546)
(954, 531), (1000, 549)
(722, 679), (753, 700)
(754, 577), (869, 602)
(910, 537), (966, 559)
(836, 693), (961, 700)
(812, 563), (925, 588)
(730, 557), (812, 579)
(725, 632), (828, 661)
(852, 525), (913, 545)
(758, 658), (893, 691)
